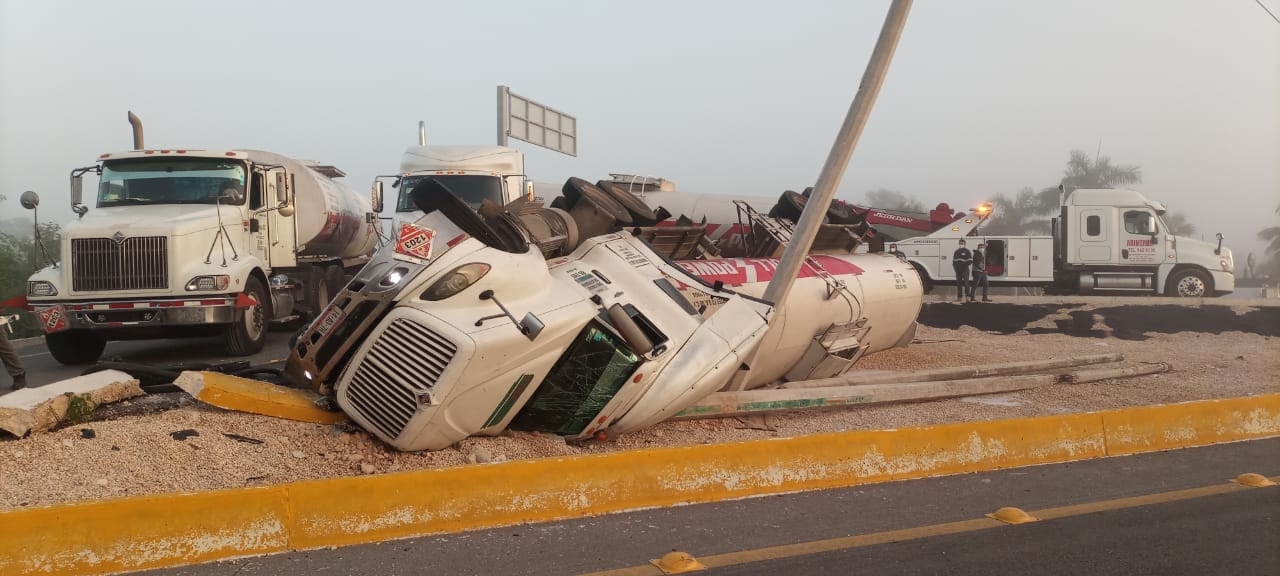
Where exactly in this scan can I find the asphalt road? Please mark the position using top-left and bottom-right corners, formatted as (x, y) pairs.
(136, 437), (1280, 576)
(10, 330), (296, 388)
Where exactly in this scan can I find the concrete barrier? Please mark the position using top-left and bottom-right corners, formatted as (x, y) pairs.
(2, 394), (1277, 576)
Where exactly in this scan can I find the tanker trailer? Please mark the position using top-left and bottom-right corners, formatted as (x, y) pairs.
(26, 117), (380, 364)
(285, 180), (922, 451)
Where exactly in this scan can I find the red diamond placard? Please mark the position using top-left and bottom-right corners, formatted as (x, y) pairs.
(38, 305), (68, 333)
(396, 222), (436, 261)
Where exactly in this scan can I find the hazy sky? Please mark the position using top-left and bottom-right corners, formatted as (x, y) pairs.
(2, 1), (1277, 260)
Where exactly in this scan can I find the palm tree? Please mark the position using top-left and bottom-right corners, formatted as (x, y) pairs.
(1258, 204), (1280, 278)
(984, 187), (1052, 235)
(1007, 150), (1146, 233)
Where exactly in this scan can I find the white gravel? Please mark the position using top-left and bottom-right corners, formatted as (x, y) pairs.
(1, 301), (1276, 511)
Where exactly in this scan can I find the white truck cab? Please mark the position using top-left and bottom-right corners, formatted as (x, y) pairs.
(891, 189), (1233, 297)
(374, 145), (534, 226)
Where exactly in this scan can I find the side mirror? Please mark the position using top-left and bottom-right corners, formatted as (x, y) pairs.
(70, 174), (83, 206)
(372, 181), (384, 213)
(519, 312), (544, 341)
(275, 172), (289, 205)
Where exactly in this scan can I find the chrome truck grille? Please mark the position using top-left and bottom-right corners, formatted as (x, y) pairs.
(344, 317), (457, 440)
(71, 237), (168, 291)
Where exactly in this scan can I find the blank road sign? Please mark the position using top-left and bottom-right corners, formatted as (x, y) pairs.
(499, 85), (577, 156)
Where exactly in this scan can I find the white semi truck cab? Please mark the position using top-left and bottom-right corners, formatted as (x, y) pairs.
(26, 133), (379, 365)
(286, 180), (922, 451)
(892, 188), (1234, 297)
(374, 145), (537, 225)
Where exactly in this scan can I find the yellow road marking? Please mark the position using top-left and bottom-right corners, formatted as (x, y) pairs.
(581, 475), (1276, 576)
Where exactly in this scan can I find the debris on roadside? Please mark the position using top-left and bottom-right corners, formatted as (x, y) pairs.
(0, 370), (142, 438)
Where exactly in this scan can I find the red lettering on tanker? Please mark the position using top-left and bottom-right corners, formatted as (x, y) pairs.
(396, 223), (435, 261)
(38, 305), (68, 333)
(676, 255), (863, 286)
(1125, 239), (1156, 262)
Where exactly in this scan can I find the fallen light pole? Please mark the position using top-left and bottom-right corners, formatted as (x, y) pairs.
(782, 353), (1124, 389)
(1056, 362), (1171, 384)
(674, 374), (1053, 420)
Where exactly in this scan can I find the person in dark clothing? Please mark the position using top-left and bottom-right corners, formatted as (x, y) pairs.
(952, 240), (972, 301)
(1, 316), (26, 391)
(970, 242), (991, 302)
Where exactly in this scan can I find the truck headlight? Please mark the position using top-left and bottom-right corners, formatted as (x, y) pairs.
(1221, 258), (1231, 272)
(28, 281), (57, 297)
(420, 263), (490, 301)
(185, 275), (231, 291)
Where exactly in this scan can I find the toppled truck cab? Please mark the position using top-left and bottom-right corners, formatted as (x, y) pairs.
(286, 179), (923, 452)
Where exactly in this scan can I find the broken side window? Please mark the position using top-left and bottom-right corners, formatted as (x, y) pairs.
(510, 322), (640, 436)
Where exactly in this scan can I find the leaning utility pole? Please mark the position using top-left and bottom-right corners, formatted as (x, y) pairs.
(763, 0), (913, 306)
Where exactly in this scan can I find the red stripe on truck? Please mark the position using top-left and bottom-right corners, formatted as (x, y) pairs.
(677, 254), (863, 287)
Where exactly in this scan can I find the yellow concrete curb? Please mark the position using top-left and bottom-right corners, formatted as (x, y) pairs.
(2, 394), (1277, 575)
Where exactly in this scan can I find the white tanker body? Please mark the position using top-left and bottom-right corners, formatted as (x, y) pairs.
(286, 182), (922, 451)
(258, 150), (379, 260)
(26, 127), (380, 365)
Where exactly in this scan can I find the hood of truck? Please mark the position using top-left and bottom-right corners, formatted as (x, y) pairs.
(63, 205), (245, 238)
(1173, 234), (1233, 271)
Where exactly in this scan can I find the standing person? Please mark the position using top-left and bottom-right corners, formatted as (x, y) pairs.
(0, 317), (26, 391)
(970, 242), (991, 302)
(952, 239), (972, 302)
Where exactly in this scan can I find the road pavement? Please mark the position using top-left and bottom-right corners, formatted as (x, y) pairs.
(135, 437), (1280, 576)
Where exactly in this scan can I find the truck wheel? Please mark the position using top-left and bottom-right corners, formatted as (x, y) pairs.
(597, 180), (659, 226)
(324, 264), (347, 301)
(768, 190), (806, 221)
(1166, 269), (1211, 297)
(46, 331), (107, 365)
(224, 275), (271, 356)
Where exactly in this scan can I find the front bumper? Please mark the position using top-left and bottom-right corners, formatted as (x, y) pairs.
(1211, 270), (1235, 295)
(27, 297), (242, 333)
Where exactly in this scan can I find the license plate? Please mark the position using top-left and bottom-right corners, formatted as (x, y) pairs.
(314, 305), (345, 337)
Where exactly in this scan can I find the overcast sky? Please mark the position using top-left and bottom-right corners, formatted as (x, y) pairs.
(2, 0), (1277, 260)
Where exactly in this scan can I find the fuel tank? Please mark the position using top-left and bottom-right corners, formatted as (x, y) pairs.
(242, 150), (378, 260)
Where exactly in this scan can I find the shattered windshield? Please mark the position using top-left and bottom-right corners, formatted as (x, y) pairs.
(98, 158), (248, 207)
(510, 323), (640, 436)
(396, 175), (505, 212)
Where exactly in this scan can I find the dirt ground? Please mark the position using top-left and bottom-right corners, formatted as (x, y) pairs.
(1, 298), (1276, 511)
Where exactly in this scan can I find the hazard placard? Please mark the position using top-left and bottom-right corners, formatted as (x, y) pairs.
(37, 305), (68, 333)
(396, 223), (436, 261)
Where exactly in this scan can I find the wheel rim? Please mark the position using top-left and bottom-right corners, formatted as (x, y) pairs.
(246, 292), (265, 340)
(1177, 275), (1205, 297)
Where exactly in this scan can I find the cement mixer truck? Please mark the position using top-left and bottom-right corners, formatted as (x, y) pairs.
(25, 114), (380, 364)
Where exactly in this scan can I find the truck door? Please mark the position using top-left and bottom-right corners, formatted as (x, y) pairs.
(249, 170), (272, 266)
(985, 239), (1008, 277)
(1076, 209), (1111, 263)
(268, 170), (298, 267)
(1118, 209), (1165, 266)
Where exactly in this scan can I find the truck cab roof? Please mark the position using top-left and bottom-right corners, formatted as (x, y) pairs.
(1067, 189), (1166, 214)
(400, 146), (524, 176)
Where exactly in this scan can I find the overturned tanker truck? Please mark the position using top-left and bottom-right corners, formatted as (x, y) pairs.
(285, 177), (923, 451)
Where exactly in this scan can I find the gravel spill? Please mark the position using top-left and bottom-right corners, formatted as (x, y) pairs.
(1, 314), (1276, 511)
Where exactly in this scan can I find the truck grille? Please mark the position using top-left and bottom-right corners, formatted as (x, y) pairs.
(345, 317), (457, 440)
(71, 237), (168, 291)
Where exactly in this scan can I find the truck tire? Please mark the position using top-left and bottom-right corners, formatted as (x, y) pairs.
(768, 190), (806, 221)
(1166, 268), (1211, 297)
(46, 331), (107, 365)
(324, 264), (346, 301)
(224, 275), (271, 356)
(564, 177), (633, 226)
(597, 180), (659, 226)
